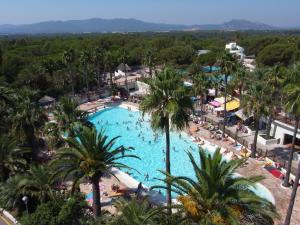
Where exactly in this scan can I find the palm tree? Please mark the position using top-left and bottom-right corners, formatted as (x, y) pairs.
(63, 49), (76, 96)
(219, 51), (238, 137)
(243, 80), (270, 158)
(231, 63), (248, 105)
(79, 50), (92, 94)
(264, 66), (282, 138)
(120, 49), (129, 93)
(53, 96), (90, 137)
(140, 68), (193, 213)
(18, 165), (55, 203)
(104, 51), (117, 95)
(192, 72), (210, 121)
(92, 47), (104, 91)
(284, 160), (300, 225)
(11, 89), (47, 151)
(112, 197), (161, 225)
(282, 63), (300, 189)
(143, 48), (155, 78)
(0, 135), (29, 181)
(50, 126), (138, 218)
(157, 148), (278, 225)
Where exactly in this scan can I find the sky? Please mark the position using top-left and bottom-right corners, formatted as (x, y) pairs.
(0, 0), (299, 27)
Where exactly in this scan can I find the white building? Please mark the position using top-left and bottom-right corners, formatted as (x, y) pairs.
(225, 42), (245, 60)
(114, 63), (131, 77)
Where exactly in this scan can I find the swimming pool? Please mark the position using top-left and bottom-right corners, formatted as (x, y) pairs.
(89, 106), (274, 203)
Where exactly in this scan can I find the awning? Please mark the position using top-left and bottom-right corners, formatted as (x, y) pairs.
(214, 97), (225, 104)
(209, 101), (222, 107)
(215, 99), (240, 111)
(235, 108), (253, 121)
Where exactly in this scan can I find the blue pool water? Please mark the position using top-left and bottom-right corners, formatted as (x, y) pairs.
(89, 106), (274, 203)
(201, 66), (221, 73)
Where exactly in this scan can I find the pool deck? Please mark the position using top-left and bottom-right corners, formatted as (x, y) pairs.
(189, 123), (300, 225)
(79, 101), (300, 224)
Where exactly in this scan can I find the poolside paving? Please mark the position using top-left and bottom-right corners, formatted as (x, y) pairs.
(191, 123), (300, 225)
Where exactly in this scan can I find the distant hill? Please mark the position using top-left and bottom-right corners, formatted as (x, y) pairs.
(0, 18), (280, 34)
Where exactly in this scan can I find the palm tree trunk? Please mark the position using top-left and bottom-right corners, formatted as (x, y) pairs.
(91, 177), (101, 218)
(251, 118), (260, 158)
(109, 71), (113, 95)
(165, 117), (172, 215)
(124, 67), (129, 94)
(85, 65), (90, 101)
(266, 115), (273, 139)
(283, 117), (299, 187)
(222, 74), (228, 137)
(200, 95), (204, 122)
(283, 159), (300, 225)
(149, 65), (152, 78)
(238, 86), (243, 109)
(69, 66), (75, 97)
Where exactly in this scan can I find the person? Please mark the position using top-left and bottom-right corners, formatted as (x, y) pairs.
(290, 179), (295, 186)
(145, 173), (149, 181)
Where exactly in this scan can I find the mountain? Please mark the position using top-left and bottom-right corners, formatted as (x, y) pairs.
(0, 18), (279, 34)
(220, 19), (276, 30)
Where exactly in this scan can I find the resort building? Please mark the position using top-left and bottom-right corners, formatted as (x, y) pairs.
(114, 63), (132, 77)
(225, 42), (245, 60)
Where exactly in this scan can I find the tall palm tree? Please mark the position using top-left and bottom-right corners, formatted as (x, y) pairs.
(140, 68), (193, 213)
(50, 126), (138, 218)
(243, 79), (270, 158)
(143, 48), (155, 78)
(53, 96), (90, 137)
(92, 47), (104, 91)
(219, 51), (238, 137)
(104, 51), (117, 95)
(282, 63), (300, 189)
(231, 63), (248, 105)
(284, 160), (300, 225)
(11, 89), (47, 151)
(120, 49), (129, 93)
(63, 49), (76, 96)
(157, 148), (278, 225)
(264, 66), (282, 138)
(192, 72), (210, 121)
(0, 135), (29, 181)
(79, 50), (92, 94)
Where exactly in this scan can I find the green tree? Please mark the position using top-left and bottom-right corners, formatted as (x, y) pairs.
(140, 67), (193, 214)
(53, 96), (90, 137)
(158, 148), (278, 225)
(219, 51), (238, 137)
(0, 135), (28, 181)
(51, 126), (138, 218)
(112, 197), (161, 225)
(243, 76), (270, 158)
(80, 50), (92, 94)
(92, 47), (104, 91)
(11, 89), (47, 151)
(143, 48), (156, 78)
(192, 72), (210, 121)
(18, 165), (55, 203)
(282, 63), (300, 190)
(63, 49), (76, 96)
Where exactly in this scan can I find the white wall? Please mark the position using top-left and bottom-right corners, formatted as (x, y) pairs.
(271, 120), (300, 144)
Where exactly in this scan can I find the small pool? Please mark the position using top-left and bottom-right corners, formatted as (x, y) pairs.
(89, 106), (274, 203)
(201, 66), (221, 73)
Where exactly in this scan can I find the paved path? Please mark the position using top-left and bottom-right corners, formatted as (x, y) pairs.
(0, 215), (13, 225)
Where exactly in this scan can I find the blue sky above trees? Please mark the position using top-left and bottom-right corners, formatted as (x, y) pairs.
(0, 0), (299, 27)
